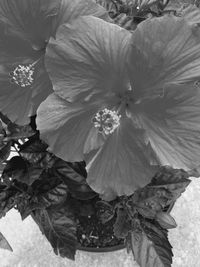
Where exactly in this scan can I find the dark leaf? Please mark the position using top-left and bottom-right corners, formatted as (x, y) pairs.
(39, 183), (68, 207)
(2, 156), (43, 185)
(16, 196), (31, 220)
(18, 202), (43, 221)
(131, 187), (171, 219)
(0, 232), (13, 252)
(5, 124), (35, 140)
(0, 141), (11, 162)
(17, 179), (67, 220)
(149, 166), (191, 201)
(0, 162), (5, 175)
(53, 159), (96, 200)
(31, 172), (61, 195)
(129, 218), (173, 267)
(135, 204), (157, 219)
(66, 161), (87, 178)
(0, 188), (22, 218)
(20, 139), (55, 169)
(32, 203), (77, 260)
(69, 184), (97, 200)
(155, 212), (177, 229)
(114, 208), (132, 239)
(96, 201), (115, 223)
(53, 159), (86, 183)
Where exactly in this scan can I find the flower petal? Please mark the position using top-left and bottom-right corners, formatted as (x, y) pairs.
(86, 118), (159, 199)
(0, 22), (38, 60)
(52, 0), (111, 35)
(182, 5), (200, 26)
(0, 0), (59, 50)
(0, 58), (52, 125)
(36, 93), (105, 161)
(45, 16), (130, 102)
(128, 15), (200, 100)
(131, 83), (200, 170)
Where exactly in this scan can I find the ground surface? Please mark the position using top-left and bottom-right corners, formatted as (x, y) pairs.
(0, 178), (200, 267)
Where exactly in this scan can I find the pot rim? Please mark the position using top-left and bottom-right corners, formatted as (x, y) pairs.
(77, 243), (126, 253)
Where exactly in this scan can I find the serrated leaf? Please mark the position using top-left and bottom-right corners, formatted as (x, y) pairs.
(131, 187), (170, 219)
(96, 201), (115, 223)
(0, 189), (23, 218)
(0, 232), (13, 252)
(18, 200), (48, 221)
(129, 220), (173, 267)
(32, 204), (77, 260)
(148, 167), (191, 201)
(156, 212), (177, 229)
(114, 208), (132, 238)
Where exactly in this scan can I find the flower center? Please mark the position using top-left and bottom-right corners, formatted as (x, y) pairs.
(10, 64), (35, 88)
(92, 108), (121, 135)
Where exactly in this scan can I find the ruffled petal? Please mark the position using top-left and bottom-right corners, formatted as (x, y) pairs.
(128, 14), (200, 100)
(130, 83), (200, 170)
(0, 58), (52, 125)
(86, 118), (159, 199)
(52, 0), (110, 35)
(36, 93), (106, 161)
(0, 0), (59, 50)
(45, 16), (130, 102)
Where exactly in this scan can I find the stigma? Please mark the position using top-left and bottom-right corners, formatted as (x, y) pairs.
(10, 64), (34, 87)
(92, 108), (121, 135)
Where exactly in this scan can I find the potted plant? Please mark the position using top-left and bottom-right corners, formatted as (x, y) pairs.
(0, 0), (200, 266)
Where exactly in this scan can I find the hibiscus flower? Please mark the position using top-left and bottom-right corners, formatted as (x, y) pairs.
(0, 0), (108, 125)
(37, 9), (200, 199)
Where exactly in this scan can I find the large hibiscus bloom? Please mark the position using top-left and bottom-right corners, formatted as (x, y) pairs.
(0, 0), (108, 125)
(37, 8), (200, 199)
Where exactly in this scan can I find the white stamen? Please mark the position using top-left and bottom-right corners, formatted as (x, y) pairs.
(92, 108), (121, 135)
(10, 64), (34, 87)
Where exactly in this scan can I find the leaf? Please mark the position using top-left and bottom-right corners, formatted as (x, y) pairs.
(18, 199), (48, 221)
(129, 219), (173, 267)
(0, 232), (13, 252)
(53, 159), (86, 183)
(53, 159), (96, 200)
(96, 201), (115, 223)
(114, 208), (132, 238)
(32, 204), (77, 260)
(131, 187), (171, 219)
(16, 181), (68, 221)
(5, 124), (35, 140)
(2, 156), (43, 186)
(20, 139), (55, 169)
(155, 212), (177, 229)
(0, 188), (22, 218)
(148, 167), (191, 201)
(0, 141), (11, 162)
(39, 183), (68, 207)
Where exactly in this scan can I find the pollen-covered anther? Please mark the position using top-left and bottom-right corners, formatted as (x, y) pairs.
(10, 64), (34, 87)
(92, 108), (121, 135)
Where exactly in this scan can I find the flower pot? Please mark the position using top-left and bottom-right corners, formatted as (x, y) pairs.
(77, 243), (126, 253)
